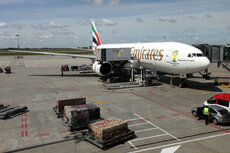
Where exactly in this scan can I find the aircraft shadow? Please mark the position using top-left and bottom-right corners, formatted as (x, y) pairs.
(159, 75), (223, 92)
(29, 73), (98, 77)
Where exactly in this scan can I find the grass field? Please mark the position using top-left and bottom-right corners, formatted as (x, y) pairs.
(0, 48), (93, 56)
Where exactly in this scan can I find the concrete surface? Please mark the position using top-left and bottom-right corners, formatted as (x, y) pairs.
(0, 55), (230, 153)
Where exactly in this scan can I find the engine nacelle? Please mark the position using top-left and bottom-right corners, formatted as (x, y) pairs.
(92, 61), (112, 76)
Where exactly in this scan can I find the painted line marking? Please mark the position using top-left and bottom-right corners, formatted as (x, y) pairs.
(161, 145), (181, 153)
(35, 132), (50, 137)
(25, 131), (28, 136)
(128, 132), (230, 153)
(131, 134), (168, 142)
(128, 141), (138, 150)
(171, 114), (181, 117)
(135, 128), (158, 133)
(59, 129), (70, 133)
(135, 114), (180, 141)
(126, 118), (141, 121)
(5, 61), (12, 67)
(156, 116), (167, 119)
(21, 131), (24, 137)
(129, 123), (148, 127)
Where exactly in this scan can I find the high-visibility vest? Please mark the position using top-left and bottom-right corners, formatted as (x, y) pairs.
(203, 108), (209, 115)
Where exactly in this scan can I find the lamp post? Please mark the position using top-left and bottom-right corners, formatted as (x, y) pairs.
(16, 34), (20, 49)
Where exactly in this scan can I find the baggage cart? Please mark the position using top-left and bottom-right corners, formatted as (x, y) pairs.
(0, 105), (28, 119)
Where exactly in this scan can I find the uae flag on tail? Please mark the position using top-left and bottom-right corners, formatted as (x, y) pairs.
(91, 21), (101, 54)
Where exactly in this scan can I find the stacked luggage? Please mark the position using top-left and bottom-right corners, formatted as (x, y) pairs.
(84, 118), (135, 149)
(54, 97), (86, 118)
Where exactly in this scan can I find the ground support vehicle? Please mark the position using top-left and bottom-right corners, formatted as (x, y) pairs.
(4, 66), (11, 73)
(83, 129), (135, 150)
(60, 65), (69, 71)
(0, 104), (28, 119)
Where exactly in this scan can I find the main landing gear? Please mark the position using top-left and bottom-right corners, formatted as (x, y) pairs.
(178, 74), (187, 88)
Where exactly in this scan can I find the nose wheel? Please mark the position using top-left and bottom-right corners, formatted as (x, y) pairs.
(179, 78), (187, 88)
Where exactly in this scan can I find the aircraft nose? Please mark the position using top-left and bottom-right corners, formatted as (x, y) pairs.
(201, 57), (211, 69)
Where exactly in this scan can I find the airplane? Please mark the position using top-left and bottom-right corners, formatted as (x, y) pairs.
(9, 21), (211, 88)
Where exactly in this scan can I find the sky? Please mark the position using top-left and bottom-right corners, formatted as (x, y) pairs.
(0, 0), (230, 48)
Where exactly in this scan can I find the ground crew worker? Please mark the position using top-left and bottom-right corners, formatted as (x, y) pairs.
(60, 66), (64, 77)
(203, 106), (210, 125)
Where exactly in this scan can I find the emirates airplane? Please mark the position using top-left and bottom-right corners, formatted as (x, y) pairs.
(9, 21), (210, 87)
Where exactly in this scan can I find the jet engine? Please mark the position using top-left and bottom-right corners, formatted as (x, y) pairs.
(92, 61), (112, 76)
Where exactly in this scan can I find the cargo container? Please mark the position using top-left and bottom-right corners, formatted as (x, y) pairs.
(96, 48), (131, 62)
(60, 104), (101, 131)
(84, 117), (135, 149)
(64, 105), (89, 126)
(54, 97), (86, 117)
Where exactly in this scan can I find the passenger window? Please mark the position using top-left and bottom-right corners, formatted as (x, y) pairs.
(217, 99), (229, 107)
(188, 54), (192, 57)
(208, 97), (216, 104)
(209, 108), (217, 114)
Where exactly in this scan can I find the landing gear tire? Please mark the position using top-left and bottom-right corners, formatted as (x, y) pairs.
(203, 75), (211, 80)
(179, 79), (187, 88)
(212, 118), (218, 125)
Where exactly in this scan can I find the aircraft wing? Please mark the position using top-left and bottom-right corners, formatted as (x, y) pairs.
(8, 50), (96, 59)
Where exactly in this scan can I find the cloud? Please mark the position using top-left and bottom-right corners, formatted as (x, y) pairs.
(40, 34), (53, 39)
(82, 0), (119, 5)
(109, 0), (119, 5)
(82, 0), (104, 5)
(31, 21), (69, 30)
(0, 22), (7, 28)
(79, 18), (116, 26)
(52, 31), (75, 35)
(158, 17), (167, 22)
(205, 14), (212, 18)
(168, 18), (177, 23)
(97, 18), (117, 26)
(10, 23), (25, 29)
(185, 28), (197, 33)
(188, 16), (195, 19)
(136, 17), (144, 23)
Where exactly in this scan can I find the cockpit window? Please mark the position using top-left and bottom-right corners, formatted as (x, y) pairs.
(188, 53), (204, 57)
(192, 53), (197, 57)
(197, 53), (203, 57)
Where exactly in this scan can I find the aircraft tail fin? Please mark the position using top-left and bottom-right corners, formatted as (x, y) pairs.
(91, 21), (101, 54)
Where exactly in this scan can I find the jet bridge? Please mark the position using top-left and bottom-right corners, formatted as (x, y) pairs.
(193, 44), (230, 82)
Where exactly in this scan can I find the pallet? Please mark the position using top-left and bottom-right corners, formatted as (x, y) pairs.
(83, 130), (135, 150)
(61, 117), (103, 132)
(0, 105), (28, 119)
(53, 106), (64, 118)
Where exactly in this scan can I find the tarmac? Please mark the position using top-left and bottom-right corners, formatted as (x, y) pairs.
(0, 55), (230, 153)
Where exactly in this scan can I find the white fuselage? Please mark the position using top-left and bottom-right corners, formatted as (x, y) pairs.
(97, 42), (210, 75)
